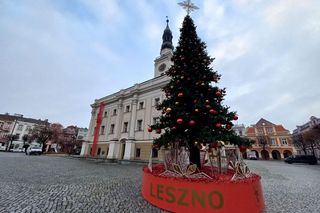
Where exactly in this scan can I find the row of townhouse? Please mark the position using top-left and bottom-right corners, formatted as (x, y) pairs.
(0, 113), (88, 152)
(0, 113), (48, 151)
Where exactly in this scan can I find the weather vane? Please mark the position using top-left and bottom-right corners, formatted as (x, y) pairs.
(178, 0), (199, 15)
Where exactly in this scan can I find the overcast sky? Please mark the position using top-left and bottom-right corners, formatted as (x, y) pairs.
(1, 0), (319, 131)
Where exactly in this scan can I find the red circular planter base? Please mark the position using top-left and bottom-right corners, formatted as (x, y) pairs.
(142, 165), (265, 213)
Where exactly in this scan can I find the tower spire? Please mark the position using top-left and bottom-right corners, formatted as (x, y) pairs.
(160, 16), (173, 53)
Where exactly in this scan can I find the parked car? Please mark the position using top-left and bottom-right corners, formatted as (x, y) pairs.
(26, 145), (42, 155)
(285, 155), (317, 165)
(247, 151), (258, 160)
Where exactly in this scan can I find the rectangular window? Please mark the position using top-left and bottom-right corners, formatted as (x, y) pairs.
(136, 148), (141, 158)
(123, 122), (128, 133)
(271, 138), (277, 146)
(15, 133), (20, 140)
(257, 128), (264, 135)
(154, 97), (160, 107)
(281, 138), (288, 145)
(137, 120), (143, 131)
(126, 105), (130, 112)
(139, 102), (144, 109)
(113, 109), (117, 116)
(17, 124), (23, 131)
(267, 127), (273, 134)
(104, 111), (107, 117)
(152, 148), (158, 158)
(100, 125), (105, 135)
(110, 124), (115, 134)
(153, 117), (160, 125)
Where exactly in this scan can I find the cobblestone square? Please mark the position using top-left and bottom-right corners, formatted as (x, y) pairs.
(0, 152), (319, 213)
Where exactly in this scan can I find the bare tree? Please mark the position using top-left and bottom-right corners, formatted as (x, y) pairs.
(292, 133), (307, 155)
(257, 135), (270, 151)
(302, 125), (320, 156)
(29, 123), (52, 152)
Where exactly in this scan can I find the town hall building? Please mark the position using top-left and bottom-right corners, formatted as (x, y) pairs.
(80, 19), (174, 161)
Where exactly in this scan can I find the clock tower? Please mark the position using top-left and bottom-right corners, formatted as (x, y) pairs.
(154, 17), (174, 78)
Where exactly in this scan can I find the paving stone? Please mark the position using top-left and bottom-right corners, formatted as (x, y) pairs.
(0, 152), (319, 212)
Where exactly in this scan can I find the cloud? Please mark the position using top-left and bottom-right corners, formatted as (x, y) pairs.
(0, 0), (319, 132)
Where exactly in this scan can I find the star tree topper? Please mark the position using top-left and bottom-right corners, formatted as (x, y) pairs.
(178, 0), (199, 15)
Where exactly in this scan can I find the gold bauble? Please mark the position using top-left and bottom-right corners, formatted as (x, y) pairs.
(166, 108), (172, 113)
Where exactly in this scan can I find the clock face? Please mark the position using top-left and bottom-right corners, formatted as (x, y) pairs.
(158, 63), (166, 72)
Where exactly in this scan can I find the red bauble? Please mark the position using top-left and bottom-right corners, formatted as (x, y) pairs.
(206, 105), (211, 109)
(177, 118), (183, 124)
(226, 124), (232, 130)
(178, 92), (184, 97)
(239, 146), (247, 153)
(215, 123), (222, 128)
(147, 127), (152, 132)
(234, 115), (239, 120)
(209, 109), (218, 114)
(215, 91), (222, 97)
(189, 120), (196, 126)
(156, 129), (161, 134)
(171, 126), (177, 131)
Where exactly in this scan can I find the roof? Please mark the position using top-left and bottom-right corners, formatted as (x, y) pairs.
(275, 125), (288, 132)
(255, 118), (275, 127)
(0, 114), (48, 125)
(246, 127), (255, 134)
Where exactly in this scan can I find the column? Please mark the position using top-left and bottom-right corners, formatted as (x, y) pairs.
(80, 141), (88, 156)
(128, 95), (138, 139)
(107, 141), (119, 159)
(123, 140), (135, 160)
(113, 99), (123, 140)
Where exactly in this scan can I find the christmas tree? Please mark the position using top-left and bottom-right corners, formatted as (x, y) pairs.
(150, 15), (252, 168)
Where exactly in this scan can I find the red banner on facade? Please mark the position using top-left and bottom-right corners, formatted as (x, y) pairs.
(91, 102), (105, 158)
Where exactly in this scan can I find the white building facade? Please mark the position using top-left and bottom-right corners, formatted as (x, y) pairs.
(292, 116), (320, 158)
(81, 20), (174, 160)
(0, 113), (48, 151)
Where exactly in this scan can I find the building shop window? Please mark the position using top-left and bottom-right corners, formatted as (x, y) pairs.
(152, 148), (158, 158)
(154, 97), (160, 107)
(100, 126), (105, 135)
(104, 111), (107, 117)
(271, 138), (277, 146)
(137, 120), (143, 131)
(139, 102), (144, 109)
(0, 122), (4, 128)
(281, 138), (288, 145)
(110, 124), (115, 134)
(123, 122), (128, 133)
(136, 148), (141, 158)
(113, 109), (117, 116)
(17, 124), (23, 131)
